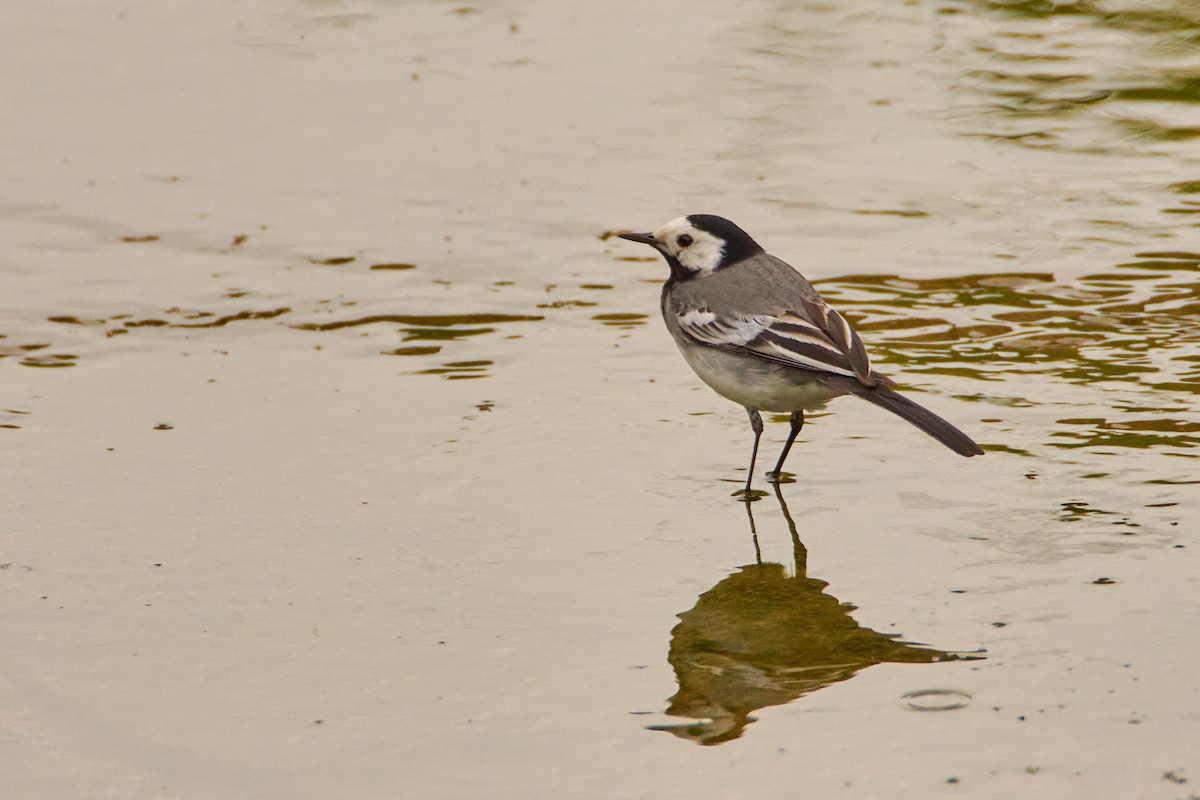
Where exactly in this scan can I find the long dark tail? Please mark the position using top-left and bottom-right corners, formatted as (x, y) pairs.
(851, 385), (984, 457)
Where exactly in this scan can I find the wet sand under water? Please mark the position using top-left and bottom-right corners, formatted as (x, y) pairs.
(2, 1), (1198, 798)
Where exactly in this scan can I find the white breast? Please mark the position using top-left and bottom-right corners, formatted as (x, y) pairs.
(672, 337), (850, 412)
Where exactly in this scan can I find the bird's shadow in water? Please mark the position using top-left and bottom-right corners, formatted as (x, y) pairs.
(648, 484), (984, 745)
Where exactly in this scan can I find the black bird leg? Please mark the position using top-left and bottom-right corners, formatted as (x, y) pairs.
(767, 410), (805, 483)
(740, 407), (764, 496)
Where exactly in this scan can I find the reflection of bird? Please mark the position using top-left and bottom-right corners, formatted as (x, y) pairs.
(617, 215), (983, 496)
(650, 486), (981, 745)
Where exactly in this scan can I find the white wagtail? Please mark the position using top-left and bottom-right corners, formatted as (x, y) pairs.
(617, 214), (984, 496)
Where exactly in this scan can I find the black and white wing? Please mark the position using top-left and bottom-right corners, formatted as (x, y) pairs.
(676, 297), (878, 386)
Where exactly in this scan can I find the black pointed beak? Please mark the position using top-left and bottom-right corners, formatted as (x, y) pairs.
(616, 231), (657, 246)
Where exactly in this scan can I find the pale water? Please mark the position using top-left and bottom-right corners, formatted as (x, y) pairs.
(2, 2), (1197, 798)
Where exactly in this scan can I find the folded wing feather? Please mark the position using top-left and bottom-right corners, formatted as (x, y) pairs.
(676, 301), (877, 387)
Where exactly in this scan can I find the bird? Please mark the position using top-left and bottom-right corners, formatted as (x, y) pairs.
(616, 214), (983, 497)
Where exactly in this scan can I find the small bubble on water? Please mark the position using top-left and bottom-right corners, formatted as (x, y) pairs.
(902, 689), (971, 711)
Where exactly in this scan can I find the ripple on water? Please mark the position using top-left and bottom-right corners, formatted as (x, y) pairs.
(292, 312), (545, 380)
(950, 1), (1200, 155)
(591, 312), (649, 328)
(8, 254), (1197, 452)
(419, 360), (494, 380)
(0, 341), (79, 369)
(821, 267), (1198, 391)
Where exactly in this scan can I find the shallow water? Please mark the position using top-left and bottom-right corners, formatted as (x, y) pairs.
(2, 1), (1198, 798)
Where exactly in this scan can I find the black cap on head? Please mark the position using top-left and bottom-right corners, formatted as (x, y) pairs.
(686, 215), (764, 267)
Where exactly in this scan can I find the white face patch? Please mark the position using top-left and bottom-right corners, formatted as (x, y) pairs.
(651, 217), (726, 275)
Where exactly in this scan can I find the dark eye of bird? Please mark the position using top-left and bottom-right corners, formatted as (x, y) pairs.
(677, 234), (694, 248)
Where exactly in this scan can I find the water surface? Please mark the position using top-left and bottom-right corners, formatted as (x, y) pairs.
(2, 1), (1197, 798)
